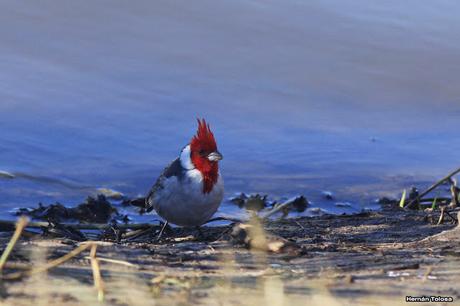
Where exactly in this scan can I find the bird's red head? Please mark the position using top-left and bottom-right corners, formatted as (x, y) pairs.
(190, 119), (222, 193)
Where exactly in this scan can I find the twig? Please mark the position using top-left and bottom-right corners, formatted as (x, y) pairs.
(444, 210), (458, 224)
(122, 227), (154, 241)
(260, 198), (296, 220)
(213, 226), (233, 242)
(0, 220), (155, 232)
(90, 244), (105, 302)
(0, 217), (29, 272)
(80, 241), (114, 247)
(406, 167), (460, 209)
(294, 220), (305, 230)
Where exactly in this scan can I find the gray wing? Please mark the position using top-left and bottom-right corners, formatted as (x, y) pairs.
(144, 158), (184, 212)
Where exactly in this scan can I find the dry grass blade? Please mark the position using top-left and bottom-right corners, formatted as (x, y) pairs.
(84, 256), (138, 268)
(399, 189), (407, 208)
(90, 244), (105, 302)
(0, 217), (29, 272)
(431, 197), (438, 210)
(437, 206), (446, 225)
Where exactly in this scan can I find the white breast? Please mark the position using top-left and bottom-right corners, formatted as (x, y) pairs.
(152, 169), (224, 227)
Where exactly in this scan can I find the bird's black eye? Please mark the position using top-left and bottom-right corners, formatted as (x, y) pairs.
(199, 149), (205, 156)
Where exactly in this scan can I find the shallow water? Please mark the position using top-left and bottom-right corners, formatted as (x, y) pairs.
(1, 1), (460, 221)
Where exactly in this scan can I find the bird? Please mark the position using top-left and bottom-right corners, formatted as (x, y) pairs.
(144, 119), (224, 231)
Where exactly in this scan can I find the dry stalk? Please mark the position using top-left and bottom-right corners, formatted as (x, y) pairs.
(0, 217), (29, 272)
(85, 256), (138, 268)
(437, 206), (446, 225)
(90, 244), (105, 302)
(260, 198), (296, 220)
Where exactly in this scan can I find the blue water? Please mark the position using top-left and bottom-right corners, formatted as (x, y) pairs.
(1, 1), (460, 221)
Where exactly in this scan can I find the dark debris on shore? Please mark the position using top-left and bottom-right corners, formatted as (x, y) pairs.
(15, 195), (119, 224)
(4, 164), (460, 245)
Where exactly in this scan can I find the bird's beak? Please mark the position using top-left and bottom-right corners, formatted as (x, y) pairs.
(207, 151), (223, 161)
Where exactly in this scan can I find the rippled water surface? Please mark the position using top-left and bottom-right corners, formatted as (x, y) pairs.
(1, 1), (460, 221)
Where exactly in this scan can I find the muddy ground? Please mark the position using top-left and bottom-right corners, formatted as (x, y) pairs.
(0, 208), (459, 306)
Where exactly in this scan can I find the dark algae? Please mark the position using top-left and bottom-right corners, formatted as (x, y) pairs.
(16, 195), (118, 223)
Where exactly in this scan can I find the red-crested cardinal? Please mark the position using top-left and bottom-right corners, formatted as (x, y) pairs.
(144, 119), (224, 227)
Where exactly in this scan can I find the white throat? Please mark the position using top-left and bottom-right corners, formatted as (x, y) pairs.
(180, 145), (195, 170)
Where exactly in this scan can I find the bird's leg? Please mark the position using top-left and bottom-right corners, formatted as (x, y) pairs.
(156, 221), (169, 241)
(194, 226), (205, 241)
